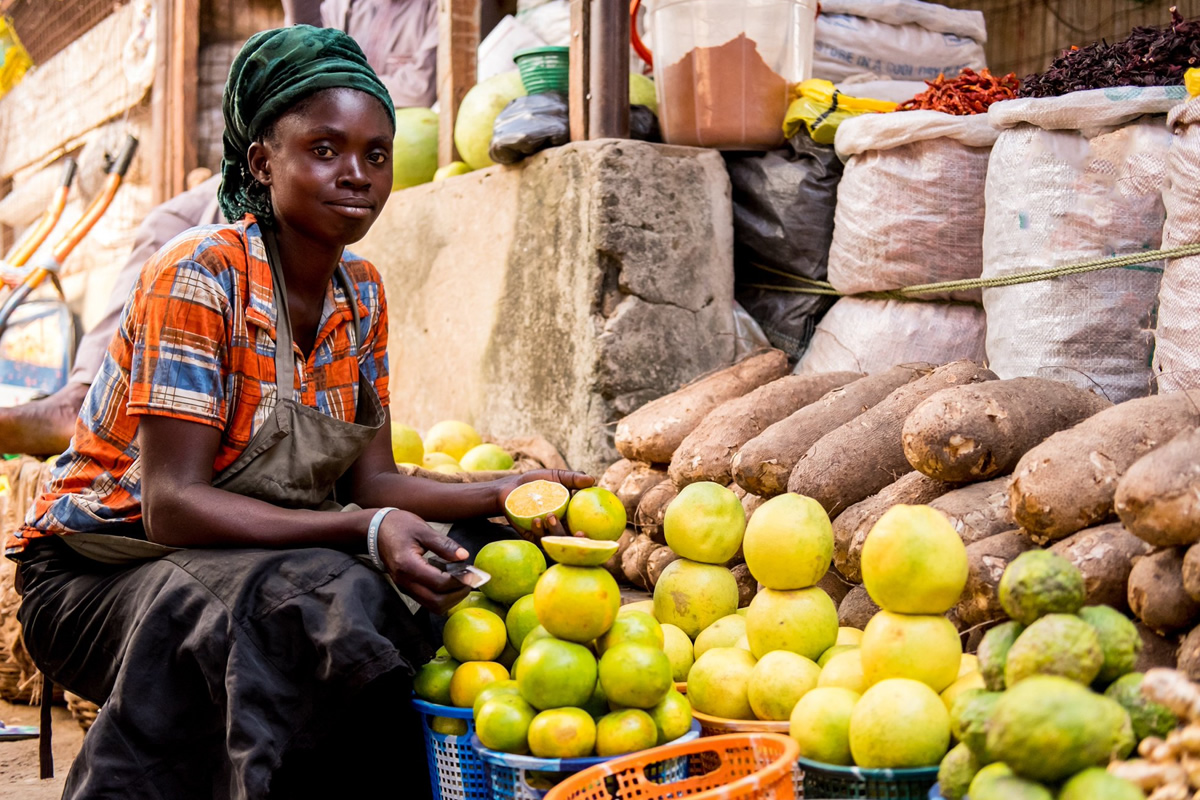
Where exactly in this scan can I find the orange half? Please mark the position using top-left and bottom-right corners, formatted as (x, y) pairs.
(504, 480), (570, 532)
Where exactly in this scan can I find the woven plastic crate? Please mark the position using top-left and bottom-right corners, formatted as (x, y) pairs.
(513, 46), (569, 94)
(413, 698), (490, 800)
(795, 755), (939, 799)
(544, 733), (800, 800)
(472, 720), (701, 800)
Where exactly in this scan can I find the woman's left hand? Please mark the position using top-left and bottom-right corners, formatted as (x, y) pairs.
(495, 469), (596, 542)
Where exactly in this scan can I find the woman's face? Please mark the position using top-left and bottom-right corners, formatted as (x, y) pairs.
(256, 87), (394, 246)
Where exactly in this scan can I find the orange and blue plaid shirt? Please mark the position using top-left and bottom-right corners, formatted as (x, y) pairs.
(7, 215), (390, 556)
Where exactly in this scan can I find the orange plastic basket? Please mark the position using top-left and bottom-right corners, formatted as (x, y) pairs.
(543, 733), (798, 800)
(691, 710), (790, 738)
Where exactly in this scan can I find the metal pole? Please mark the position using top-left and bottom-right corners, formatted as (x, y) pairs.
(588, 0), (630, 139)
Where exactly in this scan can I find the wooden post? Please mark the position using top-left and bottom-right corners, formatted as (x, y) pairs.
(438, 0), (480, 166)
(588, 0), (629, 139)
(150, 0), (199, 205)
(568, 0), (590, 141)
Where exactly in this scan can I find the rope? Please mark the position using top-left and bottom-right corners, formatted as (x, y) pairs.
(745, 242), (1200, 299)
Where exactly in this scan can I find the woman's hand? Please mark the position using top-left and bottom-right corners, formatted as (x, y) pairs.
(376, 509), (472, 613)
(494, 469), (596, 542)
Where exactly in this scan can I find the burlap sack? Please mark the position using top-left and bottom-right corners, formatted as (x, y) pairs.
(983, 87), (1185, 402)
(1154, 94), (1200, 392)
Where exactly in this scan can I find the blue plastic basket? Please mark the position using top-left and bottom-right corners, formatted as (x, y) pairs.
(795, 755), (939, 799)
(413, 698), (491, 800)
(472, 720), (702, 800)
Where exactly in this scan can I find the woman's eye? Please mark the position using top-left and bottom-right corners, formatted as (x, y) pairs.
(313, 146), (333, 157)
(368, 152), (389, 165)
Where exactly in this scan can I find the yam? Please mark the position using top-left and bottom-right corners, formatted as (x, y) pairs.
(741, 492), (767, 523)
(1138, 622), (1181, 673)
(615, 464), (668, 521)
(928, 477), (1016, 546)
(605, 530), (636, 579)
(1049, 523), (1153, 612)
(732, 563), (757, 608)
(646, 546), (682, 588)
(668, 372), (860, 488)
(599, 459), (637, 494)
(832, 471), (960, 583)
(1009, 391), (1200, 543)
(1129, 548), (1200, 635)
(614, 349), (790, 464)
(838, 585), (881, 630)
(634, 481), (678, 545)
(817, 570), (853, 608)
(732, 364), (934, 497)
(901, 377), (1112, 483)
(1115, 427), (1200, 548)
(789, 360), (998, 516)
(1185, 544), (1200, 604)
(955, 532), (1038, 627)
(1179, 627), (1200, 681)
(621, 535), (657, 589)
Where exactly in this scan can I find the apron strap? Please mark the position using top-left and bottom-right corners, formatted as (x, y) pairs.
(260, 226), (363, 401)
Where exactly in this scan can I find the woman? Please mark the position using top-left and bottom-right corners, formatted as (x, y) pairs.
(8, 26), (588, 799)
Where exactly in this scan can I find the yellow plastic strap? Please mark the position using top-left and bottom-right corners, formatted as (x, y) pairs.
(1187, 68), (1200, 98)
(0, 18), (32, 99)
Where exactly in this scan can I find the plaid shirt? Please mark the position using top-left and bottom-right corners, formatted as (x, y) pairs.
(7, 215), (390, 555)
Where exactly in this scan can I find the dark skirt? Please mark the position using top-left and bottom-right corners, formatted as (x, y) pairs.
(16, 536), (438, 800)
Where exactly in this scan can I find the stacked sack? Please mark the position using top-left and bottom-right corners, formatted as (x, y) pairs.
(983, 87), (1184, 403)
(1154, 87), (1200, 392)
(796, 111), (997, 374)
(813, 0), (986, 85)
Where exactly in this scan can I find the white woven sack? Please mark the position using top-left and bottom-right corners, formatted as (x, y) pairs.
(795, 297), (986, 375)
(813, 0), (986, 84)
(827, 112), (997, 301)
(1155, 96), (1200, 392)
(982, 87), (1185, 403)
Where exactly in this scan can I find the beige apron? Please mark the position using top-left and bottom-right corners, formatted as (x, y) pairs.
(61, 227), (386, 565)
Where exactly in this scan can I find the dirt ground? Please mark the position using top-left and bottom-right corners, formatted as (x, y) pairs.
(0, 698), (83, 799)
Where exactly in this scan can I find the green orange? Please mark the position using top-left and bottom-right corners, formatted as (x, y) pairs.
(565, 487), (627, 541)
(597, 610), (664, 655)
(443, 607), (507, 663)
(599, 643), (673, 710)
(506, 594), (541, 650)
(517, 638), (598, 710)
(475, 694), (537, 754)
(414, 656), (460, 705)
(595, 709), (658, 757)
(449, 661), (510, 708)
(648, 689), (693, 745)
(527, 708), (598, 758)
(473, 679), (522, 718)
(534, 564), (620, 643)
(475, 539), (547, 605)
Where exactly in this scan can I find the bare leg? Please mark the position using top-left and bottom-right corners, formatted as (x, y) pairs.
(0, 381), (87, 456)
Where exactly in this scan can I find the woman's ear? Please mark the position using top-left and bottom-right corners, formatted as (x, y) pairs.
(247, 141), (272, 186)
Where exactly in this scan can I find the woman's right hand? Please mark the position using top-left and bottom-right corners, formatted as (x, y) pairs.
(375, 509), (472, 614)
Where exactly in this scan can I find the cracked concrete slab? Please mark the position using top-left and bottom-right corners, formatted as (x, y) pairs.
(353, 139), (736, 475)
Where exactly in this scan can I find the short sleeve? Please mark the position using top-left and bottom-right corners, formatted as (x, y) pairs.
(125, 236), (233, 428)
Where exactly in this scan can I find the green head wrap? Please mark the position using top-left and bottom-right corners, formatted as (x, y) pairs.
(219, 25), (396, 225)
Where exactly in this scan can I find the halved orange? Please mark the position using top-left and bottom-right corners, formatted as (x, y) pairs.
(504, 480), (570, 532)
(541, 535), (620, 567)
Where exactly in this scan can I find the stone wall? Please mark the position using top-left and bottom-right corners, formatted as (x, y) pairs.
(353, 139), (736, 475)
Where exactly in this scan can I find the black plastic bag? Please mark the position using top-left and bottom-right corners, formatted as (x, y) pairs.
(630, 105), (662, 143)
(725, 129), (844, 359)
(489, 92), (570, 165)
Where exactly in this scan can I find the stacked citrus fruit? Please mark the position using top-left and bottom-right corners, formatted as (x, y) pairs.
(391, 419), (516, 474)
(417, 481), (689, 760)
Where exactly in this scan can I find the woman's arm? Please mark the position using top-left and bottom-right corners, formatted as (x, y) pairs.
(139, 415), (471, 611)
(343, 408), (595, 531)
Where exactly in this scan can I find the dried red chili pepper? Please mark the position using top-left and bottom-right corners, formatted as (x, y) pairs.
(896, 68), (1021, 115)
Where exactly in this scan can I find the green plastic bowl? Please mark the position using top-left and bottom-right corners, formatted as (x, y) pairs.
(514, 46), (569, 95)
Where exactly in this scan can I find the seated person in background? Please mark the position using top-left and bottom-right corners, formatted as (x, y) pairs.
(0, 173), (224, 456)
(284, 0), (439, 107)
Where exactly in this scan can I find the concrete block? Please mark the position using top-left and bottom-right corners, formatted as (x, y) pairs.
(353, 139), (735, 475)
